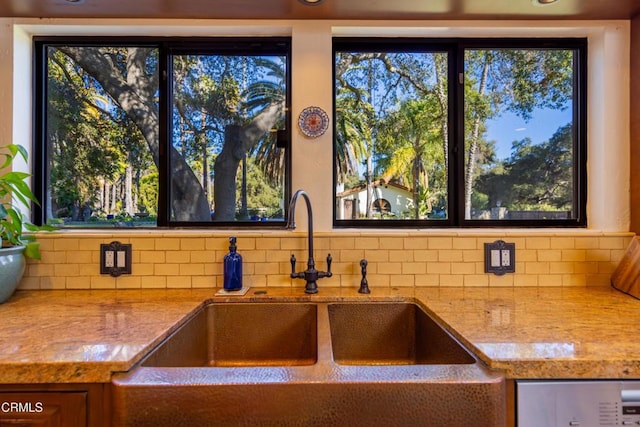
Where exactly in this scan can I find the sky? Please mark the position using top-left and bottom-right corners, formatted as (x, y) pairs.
(484, 107), (573, 160)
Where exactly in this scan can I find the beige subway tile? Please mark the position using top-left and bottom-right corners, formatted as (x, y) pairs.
(573, 237), (598, 249)
(256, 238), (281, 250)
(181, 238), (206, 251)
(389, 250), (414, 263)
(132, 263), (154, 276)
(189, 250), (212, 263)
(281, 237), (306, 251)
(55, 263), (79, 277)
(368, 274), (390, 287)
(438, 250), (463, 262)
(586, 274), (611, 287)
(41, 250), (66, 264)
(516, 249), (538, 262)
(266, 275), (292, 287)
(514, 274), (538, 287)
(402, 263), (427, 275)
(611, 249), (626, 263)
(245, 250), (267, 263)
(355, 237), (380, 250)
(78, 238), (108, 251)
(140, 250), (165, 264)
(53, 239), (80, 251)
(537, 250), (562, 262)
(390, 275), (414, 287)
(551, 237), (576, 249)
(155, 238), (181, 251)
(141, 276), (166, 289)
(90, 276), (116, 289)
(563, 274), (586, 287)
(28, 263), (54, 277)
(128, 238), (156, 250)
(462, 250), (483, 263)
(464, 275), (489, 287)
(40, 276), (66, 290)
(255, 262), (280, 275)
(538, 275), (563, 287)
(428, 237), (453, 250)
(167, 276), (191, 288)
(437, 275), (464, 286)
(451, 262), (476, 274)
(586, 249), (611, 262)
(525, 237), (551, 250)
(154, 264), (180, 276)
(525, 262), (550, 274)
(36, 238), (55, 251)
(561, 249), (586, 262)
(599, 237), (628, 250)
(453, 238), (477, 250)
(379, 237), (404, 250)
(243, 263), (255, 276)
(205, 237), (228, 251)
(427, 263), (451, 275)
(597, 261), (617, 275)
(78, 264), (99, 276)
(489, 274), (514, 287)
(116, 276), (141, 289)
(339, 249), (366, 263)
(165, 250), (191, 264)
(549, 262), (574, 274)
(378, 262), (402, 275)
(364, 249), (389, 262)
(17, 277), (40, 290)
(246, 275), (268, 288)
(414, 250), (439, 262)
(574, 262), (598, 274)
(403, 237), (429, 250)
(192, 276), (216, 288)
(70, 251), (93, 264)
(329, 237), (356, 250)
(180, 264), (205, 276)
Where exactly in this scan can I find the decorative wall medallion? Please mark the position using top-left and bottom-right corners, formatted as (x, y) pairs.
(298, 106), (329, 138)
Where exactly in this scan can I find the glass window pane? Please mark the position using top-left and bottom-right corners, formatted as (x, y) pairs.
(170, 54), (287, 223)
(464, 48), (576, 221)
(335, 50), (449, 221)
(45, 46), (159, 227)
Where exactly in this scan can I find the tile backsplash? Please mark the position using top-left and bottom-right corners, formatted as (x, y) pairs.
(19, 231), (634, 291)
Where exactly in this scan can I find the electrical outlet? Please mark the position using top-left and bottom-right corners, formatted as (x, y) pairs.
(484, 240), (516, 275)
(104, 250), (115, 268)
(100, 241), (132, 277)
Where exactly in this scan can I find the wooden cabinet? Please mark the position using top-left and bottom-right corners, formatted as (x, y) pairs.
(0, 391), (86, 426)
(0, 384), (108, 427)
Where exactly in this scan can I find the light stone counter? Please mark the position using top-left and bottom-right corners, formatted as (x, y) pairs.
(0, 286), (639, 383)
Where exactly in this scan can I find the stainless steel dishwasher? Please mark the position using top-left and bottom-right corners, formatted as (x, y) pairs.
(517, 380), (640, 426)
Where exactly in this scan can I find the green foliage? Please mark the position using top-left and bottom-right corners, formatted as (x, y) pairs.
(0, 144), (54, 259)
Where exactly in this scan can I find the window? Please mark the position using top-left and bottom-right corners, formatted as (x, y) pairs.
(334, 38), (586, 227)
(34, 37), (291, 228)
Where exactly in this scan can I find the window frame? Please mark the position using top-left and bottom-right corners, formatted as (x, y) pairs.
(33, 36), (292, 229)
(332, 37), (587, 228)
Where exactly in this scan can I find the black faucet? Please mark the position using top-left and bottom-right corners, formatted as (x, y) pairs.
(286, 189), (332, 294)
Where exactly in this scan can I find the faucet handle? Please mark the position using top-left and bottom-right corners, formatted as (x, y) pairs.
(326, 253), (332, 274)
(290, 254), (297, 275)
(359, 259), (370, 294)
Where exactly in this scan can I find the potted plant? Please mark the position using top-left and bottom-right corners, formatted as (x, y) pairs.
(0, 143), (50, 303)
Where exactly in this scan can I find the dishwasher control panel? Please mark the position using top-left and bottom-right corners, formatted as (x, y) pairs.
(517, 380), (640, 426)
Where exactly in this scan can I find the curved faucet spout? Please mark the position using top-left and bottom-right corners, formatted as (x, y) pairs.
(286, 189), (331, 294)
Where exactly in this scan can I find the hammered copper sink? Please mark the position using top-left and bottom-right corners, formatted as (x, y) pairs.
(111, 299), (505, 426)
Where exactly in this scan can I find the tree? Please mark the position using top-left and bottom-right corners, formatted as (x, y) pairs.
(56, 47), (285, 222)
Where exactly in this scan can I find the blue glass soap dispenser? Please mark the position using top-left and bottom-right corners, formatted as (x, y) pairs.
(223, 236), (243, 291)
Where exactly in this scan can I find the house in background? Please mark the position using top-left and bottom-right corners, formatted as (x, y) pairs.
(336, 180), (413, 219)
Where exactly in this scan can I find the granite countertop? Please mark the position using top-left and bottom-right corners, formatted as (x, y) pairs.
(1, 286), (639, 383)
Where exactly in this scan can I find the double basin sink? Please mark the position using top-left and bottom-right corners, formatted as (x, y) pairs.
(112, 299), (505, 426)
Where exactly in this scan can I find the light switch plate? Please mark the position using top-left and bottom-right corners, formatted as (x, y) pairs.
(484, 240), (515, 275)
(100, 241), (132, 276)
